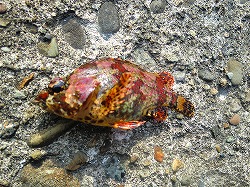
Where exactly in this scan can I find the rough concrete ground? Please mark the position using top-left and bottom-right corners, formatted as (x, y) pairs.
(0, 0), (249, 186)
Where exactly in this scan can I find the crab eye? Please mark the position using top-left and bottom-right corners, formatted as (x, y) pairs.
(48, 78), (65, 93)
(52, 80), (64, 93)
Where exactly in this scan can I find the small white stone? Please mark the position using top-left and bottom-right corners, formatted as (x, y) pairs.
(203, 84), (210, 90)
(227, 72), (234, 80)
(1, 47), (11, 52)
(224, 32), (229, 38)
(189, 30), (196, 37)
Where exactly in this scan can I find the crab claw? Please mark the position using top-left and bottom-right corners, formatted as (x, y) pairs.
(33, 90), (49, 108)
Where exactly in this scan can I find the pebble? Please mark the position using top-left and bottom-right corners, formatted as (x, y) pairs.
(44, 33), (52, 40)
(130, 153), (139, 164)
(0, 121), (19, 138)
(246, 114), (250, 123)
(142, 158), (152, 166)
(21, 160), (80, 187)
(1, 46), (11, 52)
(239, 0), (248, 4)
(81, 175), (95, 187)
(211, 125), (221, 139)
(180, 175), (192, 186)
(154, 146), (164, 163)
(165, 169), (170, 175)
(227, 72), (233, 80)
(0, 103), (4, 108)
(176, 113), (184, 119)
(229, 114), (240, 125)
(139, 169), (151, 178)
(37, 37), (59, 57)
(203, 84), (210, 90)
(184, 141), (192, 148)
(170, 175), (177, 182)
(26, 23), (38, 34)
(198, 69), (215, 81)
(189, 30), (197, 37)
(112, 129), (132, 141)
(210, 87), (218, 95)
(219, 78), (228, 87)
(65, 151), (88, 171)
(27, 120), (76, 147)
(62, 19), (86, 49)
(98, 2), (120, 34)
(224, 32), (230, 38)
(173, 71), (186, 82)
(229, 98), (241, 112)
(0, 3), (7, 14)
(198, 180), (205, 187)
(165, 52), (179, 62)
(131, 48), (157, 71)
(30, 150), (46, 160)
(99, 138), (112, 154)
(87, 135), (98, 148)
(172, 159), (184, 172)
(0, 142), (7, 151)
(13, 89), (26, 99)
(0, 179), (10, 187)
(223, 123), (230, 129)
(226, 136), (235, 143)
(215, 144), (221, 153)
(227, 59), (243, 85)
(25, 0), (31, 7)
(0, 18), (10, 27)
(245, 90), (250, 102)
(103, 156), (125, 181)
(150, 0), (167, 14)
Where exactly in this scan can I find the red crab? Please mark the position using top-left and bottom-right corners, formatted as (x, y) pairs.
(35, 58), (194, 130)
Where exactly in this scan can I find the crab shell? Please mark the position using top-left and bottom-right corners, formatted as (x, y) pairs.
(35, 58), (194, 129)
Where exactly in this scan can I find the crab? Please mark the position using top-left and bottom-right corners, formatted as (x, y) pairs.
(35, 58), (194, 130)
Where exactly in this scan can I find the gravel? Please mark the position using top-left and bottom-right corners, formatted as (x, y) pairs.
(0, 0), (249, 186)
